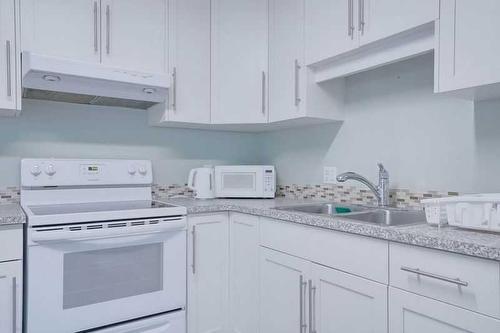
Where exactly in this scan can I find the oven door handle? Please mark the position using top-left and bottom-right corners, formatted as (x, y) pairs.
(31, 220), (186, 243)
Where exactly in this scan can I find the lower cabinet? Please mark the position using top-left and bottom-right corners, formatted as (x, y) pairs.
(188, 213), (230, 333)
(260, 246), (388, 333)
(389, 288), (500, 333)
(0, 260), (22, 333)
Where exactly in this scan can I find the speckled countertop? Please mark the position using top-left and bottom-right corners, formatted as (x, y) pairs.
(0, 204), (26, 225)
(164, 198), (500, 262)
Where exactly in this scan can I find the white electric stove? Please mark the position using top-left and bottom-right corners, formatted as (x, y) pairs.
(21, 159), (187, 333)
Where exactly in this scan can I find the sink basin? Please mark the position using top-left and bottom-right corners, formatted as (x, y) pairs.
(341, 209), (426, 226)
(276, 203), (368, 215)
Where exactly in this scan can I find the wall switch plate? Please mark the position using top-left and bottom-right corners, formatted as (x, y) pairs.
(323, 166), (337, 184)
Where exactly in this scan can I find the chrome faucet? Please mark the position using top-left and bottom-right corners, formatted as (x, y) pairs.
(336, 163), (390, 207)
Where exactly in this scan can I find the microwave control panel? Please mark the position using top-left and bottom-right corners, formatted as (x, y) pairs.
(263, 168), (275, 194)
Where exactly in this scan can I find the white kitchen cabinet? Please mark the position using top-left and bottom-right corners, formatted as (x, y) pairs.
(260, 247), (310, 333)
(21, 0), (101, 63)
(312, 263), (387, 333)
(211, 0), (268, 124)
(229, 213), (259, 333)
(100, 0), (168, 74)
(0, 261), (22, 333)
(436, 0), (500, 99)
(149, 0), (211, 126)
(306, 0), (358, 65)
(0, 0), (20, 116)
(359, 0), (437, 46)
(188, 213), (229, 333)
(389, 288), (500, 333)
(269, 0), (344, 124)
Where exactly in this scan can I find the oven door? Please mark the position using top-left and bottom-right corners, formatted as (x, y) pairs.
(25, 219), (186, 333)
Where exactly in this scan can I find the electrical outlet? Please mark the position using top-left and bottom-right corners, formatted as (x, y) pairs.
(323, 166), (337, 184)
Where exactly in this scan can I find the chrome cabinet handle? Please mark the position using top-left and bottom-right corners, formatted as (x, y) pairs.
(347, 0), (354, 38)
(308, 280), (317, 333)
(261, 71), (266, 115)
(401, 266), (469, 287)
(12, 277), (17, 333)
(294, 60), (301, 106)
(191, 225), (196, 274)
(6, 41), (12, 97)
(171, 67), (177, 111)
(93, 2), (98, 52)
(299, 275), (307, 333)
(358, 0), (365, 33)
(106, 5), (111, 54)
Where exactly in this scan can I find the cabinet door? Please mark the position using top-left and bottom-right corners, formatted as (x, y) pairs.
(260, 247), (310, 333)
(188, 213), (229, 333)
(359, 0), (436, 46)
(211, 0), (268, 124)
(0, 261), (22, 333)
(229, 213), (260, 333)
(305, 0), (359, 65)
(21, 0), (100, 63)
(167, 0), (210, 124)
(101, 0), (168, 73)
(269, 0), (306, 123)
(389, 288), (500, 333)
(312, 263), (387, 333)
(438, 0), (500, 92)
(0, 0), (17, 112)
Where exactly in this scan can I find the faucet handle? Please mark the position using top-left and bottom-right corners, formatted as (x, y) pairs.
(377, 163), (389, 178)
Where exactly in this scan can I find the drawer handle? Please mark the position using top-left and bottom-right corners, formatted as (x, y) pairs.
(401, 266), (469, 287)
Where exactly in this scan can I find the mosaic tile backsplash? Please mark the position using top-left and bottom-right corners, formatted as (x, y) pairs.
(0, 184), (457, 209)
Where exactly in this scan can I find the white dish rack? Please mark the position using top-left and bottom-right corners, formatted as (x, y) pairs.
(422, 194), (500, 232)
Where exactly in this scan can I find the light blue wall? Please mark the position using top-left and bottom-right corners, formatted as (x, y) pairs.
(259, 54), (500, 193)
(0, 100), (260, 186)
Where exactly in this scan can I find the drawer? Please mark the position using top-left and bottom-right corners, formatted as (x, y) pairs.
(0, 224), (23, 262)
(260, 218), (389, 283)
(390, 243), (500, 318)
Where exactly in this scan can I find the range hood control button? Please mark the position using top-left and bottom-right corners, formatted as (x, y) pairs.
(45, 164), (56, 176)
(31, 165), (41, 176)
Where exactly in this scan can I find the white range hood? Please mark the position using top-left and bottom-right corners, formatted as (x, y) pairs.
(21, 52), (170, 110)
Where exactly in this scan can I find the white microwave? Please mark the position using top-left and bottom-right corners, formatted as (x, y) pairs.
(214, 165), (276, 198)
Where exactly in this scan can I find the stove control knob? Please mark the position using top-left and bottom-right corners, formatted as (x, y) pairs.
(138, 166), (147, 175)
(45, 164), (56, 176)
(31, 165), (41, 176)
(128, 166), (137, 175)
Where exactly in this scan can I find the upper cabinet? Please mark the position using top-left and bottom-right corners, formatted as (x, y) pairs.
(436, 0), (500, 100)
(211, 0), (269, 124)
(0, 0), (20, 116)
(21, 0), (169, 74)
(269, 0), (344, 124)
(100, 0), (168, 74)
(21, 0), (102, 63)
(307, 0), (437, 82)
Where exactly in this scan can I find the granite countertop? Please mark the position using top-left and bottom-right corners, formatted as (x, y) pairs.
(0, 204), (26, 225)
(164, 197), (500, 262)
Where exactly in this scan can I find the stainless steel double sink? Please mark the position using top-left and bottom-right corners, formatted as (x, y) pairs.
(275, 203), (426, 227)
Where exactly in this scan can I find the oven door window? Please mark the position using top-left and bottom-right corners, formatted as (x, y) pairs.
(222, 172), (256, 190)
(63, 243), (163, 309)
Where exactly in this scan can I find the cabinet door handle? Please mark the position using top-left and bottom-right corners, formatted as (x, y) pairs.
(12, 277), (17, 333)
(171, 67), (177, 111)
(6, 40), (12, 97)
(400, 266), (469, 287)
(106, 5), (111, 54)
(93, 2), (98, 52)
(261, 71), (266, 115)
(358, 0), (365, 33)
(299, 275), (307, 333)
(191, 225), (196, 274)
(308, 280), (317, 333)
(347, 0), (354, 38)
(294, 60), (301, 106)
